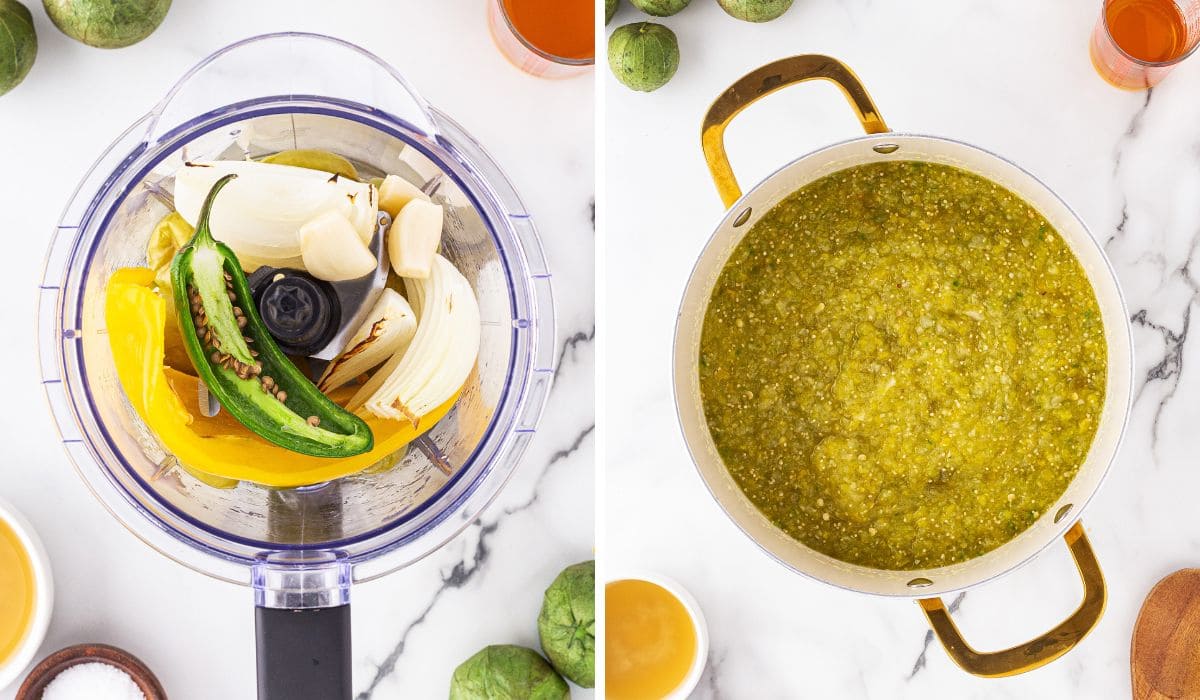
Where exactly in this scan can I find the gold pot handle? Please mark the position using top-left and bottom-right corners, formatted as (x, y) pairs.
(918, 522), (1106, 677)
(701, 55), (890, 208)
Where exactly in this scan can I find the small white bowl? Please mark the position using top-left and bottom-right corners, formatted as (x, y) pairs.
(0, 498), (53, 691)
(608, 571), (709, 700)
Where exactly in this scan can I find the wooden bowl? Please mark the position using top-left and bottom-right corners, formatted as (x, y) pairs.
(15, 644), (166, 699)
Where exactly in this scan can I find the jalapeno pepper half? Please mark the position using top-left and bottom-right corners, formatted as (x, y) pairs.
(170, 174), (373, 458)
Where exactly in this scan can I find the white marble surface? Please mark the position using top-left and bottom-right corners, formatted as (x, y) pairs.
(0, 2), (594, 698)
(605, 0), (1200, 697)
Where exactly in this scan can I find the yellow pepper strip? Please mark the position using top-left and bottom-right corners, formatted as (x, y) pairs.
(146, 212), (198, 373)
(105, 267), (456, 488)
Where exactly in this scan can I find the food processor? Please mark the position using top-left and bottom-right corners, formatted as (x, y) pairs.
(37, 33), (555, 699)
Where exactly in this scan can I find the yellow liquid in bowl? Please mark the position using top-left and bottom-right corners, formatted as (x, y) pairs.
(606, 579), (698, 700)
(0, 518), (34, 665)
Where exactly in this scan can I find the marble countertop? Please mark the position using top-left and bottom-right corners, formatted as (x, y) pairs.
(605, 0), (1200, 697)
(0, 2), (594, 698)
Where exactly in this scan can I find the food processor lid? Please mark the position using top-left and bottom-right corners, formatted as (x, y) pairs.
(148, 32), (439, 147)
(38, 33), (557, 585)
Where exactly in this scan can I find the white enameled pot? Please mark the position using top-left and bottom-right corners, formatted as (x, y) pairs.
(673, 55), (1133, 678)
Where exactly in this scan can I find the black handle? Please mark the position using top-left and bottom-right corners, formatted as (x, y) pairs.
(255, 604), (352, 700)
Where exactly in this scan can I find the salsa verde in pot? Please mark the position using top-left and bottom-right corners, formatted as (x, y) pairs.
(699, 161), (1106, 570)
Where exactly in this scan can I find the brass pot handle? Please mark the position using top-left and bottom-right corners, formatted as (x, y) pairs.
(701, 55), (890, 208)
(919, 522), (1107, 677)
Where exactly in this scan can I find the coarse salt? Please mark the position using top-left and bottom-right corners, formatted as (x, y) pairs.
(41, 662), (146, 700)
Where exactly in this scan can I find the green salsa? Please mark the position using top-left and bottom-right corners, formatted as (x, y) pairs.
(699, 161), (1105, 570)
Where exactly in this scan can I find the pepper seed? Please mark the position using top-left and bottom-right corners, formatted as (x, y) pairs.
(276, 391), (287, 403)
(307, 416), (320, 427)
(237, 316), (248, 329)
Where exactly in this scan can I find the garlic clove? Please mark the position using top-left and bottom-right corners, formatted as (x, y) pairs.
(387, 199), (444, 280)
(299, 211), (378, 282)
(378, 175), (431, 218)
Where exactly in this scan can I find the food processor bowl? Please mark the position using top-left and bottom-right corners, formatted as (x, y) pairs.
(37, 33), (555, 699)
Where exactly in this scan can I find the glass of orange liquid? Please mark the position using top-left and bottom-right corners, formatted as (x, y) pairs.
(488, 0), (594, 78)
(1091, 0), (1200, 89)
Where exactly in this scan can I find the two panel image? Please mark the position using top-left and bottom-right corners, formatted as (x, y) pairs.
(0, 0), (1197, 698)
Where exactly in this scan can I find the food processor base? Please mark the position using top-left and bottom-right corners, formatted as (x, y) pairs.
(256, 606), (352, 700)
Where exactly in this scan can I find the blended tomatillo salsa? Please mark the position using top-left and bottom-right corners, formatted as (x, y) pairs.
(699, 161), (1106, 570)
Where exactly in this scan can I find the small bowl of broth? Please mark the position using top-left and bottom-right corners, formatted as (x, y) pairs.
(606, 573), (708, 700)
(0, 498), (53, 691)
(487, 0), (594, 78)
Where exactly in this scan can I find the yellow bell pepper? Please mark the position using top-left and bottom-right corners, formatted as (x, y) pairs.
(146, 212), (199, 373)
(105, 267), (456, 488)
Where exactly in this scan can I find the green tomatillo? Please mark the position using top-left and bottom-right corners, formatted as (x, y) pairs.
(43, 0), (171, 48)
(449, 645), (568, 700)
(717, 0), (795, 22)
(629, 0), (690, 16)
(608, 22), (680, 93)
(537, 560), (596, 688)
(0, 0), (36, 96)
